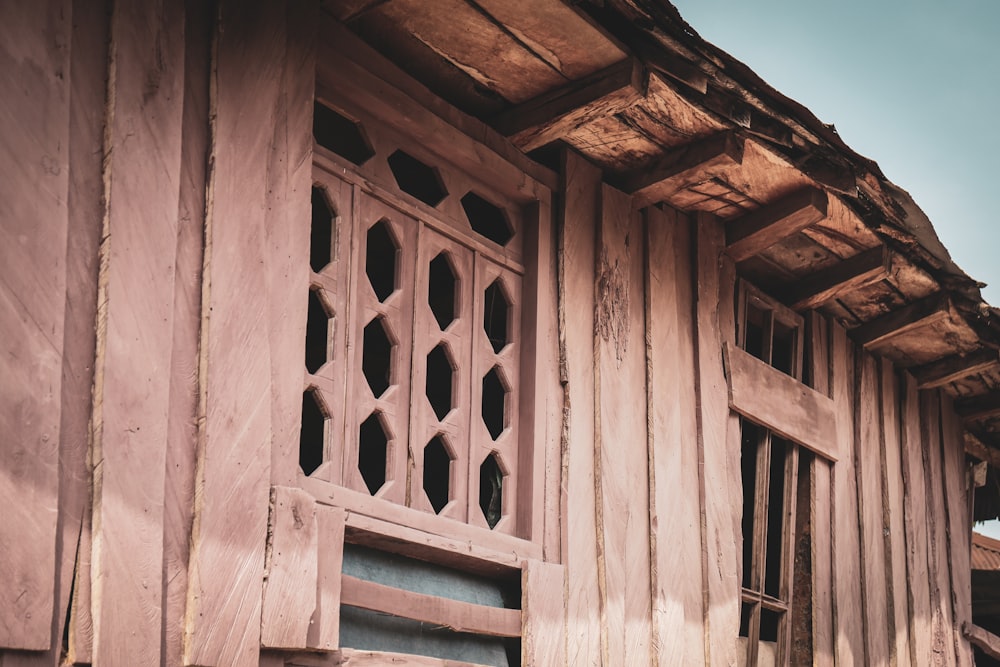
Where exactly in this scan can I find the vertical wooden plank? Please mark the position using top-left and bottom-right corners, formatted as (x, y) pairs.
(309, 505), (346, 651)
(0, 0), (71, 651)
(921, 390), (957, 666)
(87, 0), (186, 663)
(522, 560), (566, 666)
(268, 0), (319, 488)
(558, 148), (601, 666)
(261, 487), (319, 650)
(939, 396), (974, 665)
(693, 212), (741, 667)
(184, 2), (282, 664)
(807, 313), (834, 667)
(645, 205), (704, 665)
(899, 372), (933, 666)
(855, 352), (891, 666)
(880, 360), (912, 667)
(830, 324), (865, 664)
(595, 183), (652, 666)
(162, 3), (211, 666)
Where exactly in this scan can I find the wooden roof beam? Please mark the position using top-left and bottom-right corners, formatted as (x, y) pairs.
(850, 293), (950, 349)
(725, 186), (828, 262)
(911, 348), (1000, 389)
(956, 393), (1000, 424)
(965, 431), (1000, 469)
(614, 131), (744, 206)
(491, 58), (647, 152)
(783, 245), (888, 311)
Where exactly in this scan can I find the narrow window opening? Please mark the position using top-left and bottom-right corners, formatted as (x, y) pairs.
(739, 602), (753, 639)
(305, 288), (332, 374)
(299, 388), (327, 476)
(425, 344), (454, 421)
(362, 317), (393, 398)
(481, 367), (507, 440)
(741, 419), (760, 589)
(358, 412), (389, 495)
(387, 150), (447, 207)
(744, 301), (767, 362)
(479, 453), (504, 529)
(461, 191), (513, 246)
(428, 253), (458, 330)
(764, 437), (788, 598)
(759, 608), (781, 644)
(310, 187), (335, 273)
(772, 320), (796, 376)
(422, 435), (452, 514)
(313, 101), (375, 165)
(366, 220), (399, 302)
(483, 280), (510, 353)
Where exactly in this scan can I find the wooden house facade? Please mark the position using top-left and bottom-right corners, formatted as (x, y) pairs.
(4, 1), (1000, 665)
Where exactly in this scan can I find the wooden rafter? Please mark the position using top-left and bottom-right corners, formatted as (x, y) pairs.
(725, 186), (828, 262)
(614, 131), (744, 206)
(491, 57), (646, 152)
(965, 623), (1000, 661)
(965, 432), (1000, 469)
(955, 393), (1000, 423)
(783, 245), (888, 311)
(850, 293), (950, 348)
(911, 348), (1000, 389)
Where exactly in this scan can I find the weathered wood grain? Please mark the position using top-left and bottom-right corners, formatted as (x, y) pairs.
(784, 245), (889, 311)
(184, 2), (284, 664)
(725, 186), (828, 263)
(723, 342), (839, 461)
(964, 623), (1000, 661)
(332, 648), (492, 667)
(88, 0), (186, 663)
(940, 396), (974, 665)
(645, 204), (704, 665)
(693, 213), (741, 667)
(0, 0), (71, 651)
(310, 505), (346, 651)
(851, 293), (950, 349)
(558, 148), (602, 666)
(594, 183), (652, 665)
(522, 559), (565, 666)
(911, 348), (999, 390)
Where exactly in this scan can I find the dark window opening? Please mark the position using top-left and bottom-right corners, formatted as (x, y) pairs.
(362, 317), (393, 398)
(759, 608), (781, 644)
(428, 253), (458, 330)
(790, 450), (815, 666)
(483, 280), (510, 353)
(299, 388), (327, 476)
(366, 220), (399, 302)
(479, 453), (504, 529)
(741, 419), (760, 589)
(310, 187), (335, 273)
(772, 320), (796, 376)
(743, 301), (767, 362)
(423, 436), (452, 514)
(305, 288), (331, 374)
(313, 101), (375, 165)
(764, 437), (788, 598)
(388, 150), (447, 207)
(739, 602), (753, 639)
(481, 367), (507, 440)
(358, 412), (389, 495)
(461, 192), (513, 247)
(425, 344), (454, 421)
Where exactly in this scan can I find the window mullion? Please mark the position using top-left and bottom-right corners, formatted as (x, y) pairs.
(777, 444), (800, 665)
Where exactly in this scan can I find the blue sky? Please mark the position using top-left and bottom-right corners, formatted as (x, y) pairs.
(666, 1), (1000, 536)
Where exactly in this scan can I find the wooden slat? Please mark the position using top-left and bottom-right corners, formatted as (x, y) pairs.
(492, 58), (646, 152)
(854, 353), (891, 665)
(558, 148), (602, 666)
(339, 575), (521, 638)
(522, 560), (565, 666)
(940, 397), (974, 665)
(645, 205), (705, 664)
(899, 373), (934, 665)
(830, 324), (866, 665)
(333, 648), (492, 667)
(723, 342), (839, 460)
(784, 245), (889, 311)
(880, 360), (912, 667)
(261, 487), (319, 650)
(955, 392), (1000, 422)
(615, 131), (745, 207)
(88, 0), (186, 662)
(725, 186), (828, 263)
(0, 0), (71, 651)
(310, 505), (347, 651)
(964, 623), (1000, 660)
(183, 2), (283, 664)
(693, 213), (741, 667)
(911, 348), (999, 389)
(851, 293), (950, 348)
(594, 183), (652, 664)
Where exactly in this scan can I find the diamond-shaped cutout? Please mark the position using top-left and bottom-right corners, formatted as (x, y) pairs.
(479, 452), (505, 529)
(358, 412), (389, 495)
(387, 150), (447, 207)
(483, 280), (510, 354)
(428, 253), (458, 330)
(425, 343), (455, 421)
(299, 388), (327, 476)
(423, 435), (453, 514)
(461, 192), (513, 246)
(366, 220), (398, 303)
(305, 288), (332, 374)
(481, 365), (508, 440)
(362, 317), (393, 398)
(310, 187), (335, 273)
(313, 101), (375, 165)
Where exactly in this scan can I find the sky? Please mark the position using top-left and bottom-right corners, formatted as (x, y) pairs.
(666, 1), (1000, 537)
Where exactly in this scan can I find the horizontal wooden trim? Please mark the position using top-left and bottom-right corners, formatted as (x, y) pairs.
(850, 293), (950, 348)
(331, 648), (493, 667)
(491, 58), (646, 152)
(964, 622), (1000, 660)
(724, 342), (839, 461)
(300, 474), (538, 576)
(784, 245), (889, 311)
(911, 348), (999, 389)
(340, 575), (522, 638)
(726, 186), (828, 263)
(956, 392), (1000, 423)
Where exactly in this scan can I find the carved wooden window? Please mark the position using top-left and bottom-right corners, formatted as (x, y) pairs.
(299, 99), (530, 537)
